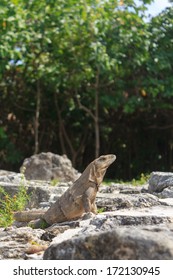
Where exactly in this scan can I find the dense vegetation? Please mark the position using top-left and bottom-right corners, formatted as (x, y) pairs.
(0, 0), (173, 180)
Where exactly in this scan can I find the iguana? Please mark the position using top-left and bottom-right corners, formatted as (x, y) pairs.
(14, 154), (116, 228)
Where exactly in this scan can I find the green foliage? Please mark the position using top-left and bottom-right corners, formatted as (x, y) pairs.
(28, 218), (48, 229)
(97, 207), (106, 214)
(131, 173), (150, 186)
(145, 6), (173, 107)
(0, 175), (30, 227)
(0, 0), (173, 179)
(50, 178), (60, 186)
(39, 219), (49, 229)
(103, 173), (150, 186)
(0, 126), (23, 168)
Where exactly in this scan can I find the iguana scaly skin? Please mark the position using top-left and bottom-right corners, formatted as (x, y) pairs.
(14, 154), (116, 227)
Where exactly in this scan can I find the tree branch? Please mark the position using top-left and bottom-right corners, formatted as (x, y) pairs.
(76, 93), (96, 121)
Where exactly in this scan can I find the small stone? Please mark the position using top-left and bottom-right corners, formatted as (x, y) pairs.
(25, 244), (48, 254)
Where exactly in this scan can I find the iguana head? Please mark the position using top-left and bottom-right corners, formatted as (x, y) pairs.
(89, 154), (116, 186)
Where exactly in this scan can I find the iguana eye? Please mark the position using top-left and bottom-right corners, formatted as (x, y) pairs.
(99, 157), (106, 161)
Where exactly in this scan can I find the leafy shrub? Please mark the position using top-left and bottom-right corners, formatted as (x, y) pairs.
(131, 173), (150, 186)
(0, 174), (30, 227)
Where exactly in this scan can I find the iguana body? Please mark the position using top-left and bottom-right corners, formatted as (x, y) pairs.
(14, 154), (116, 227)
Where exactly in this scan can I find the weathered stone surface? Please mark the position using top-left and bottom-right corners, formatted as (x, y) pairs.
(0, 174), (70, 208)
(1, 203), (173, 260)
(160, 187), (173, 199)
(100, 183), (146, 194)
(43, 207), (173, 246)
(1, 168), (173, 260)
(96, 192), (162, 211)
(148, 172), (173, 193)
(0, 173), (25, 200)
(0, 172), (22, 183)
(26, 183), (70, 208)
(0, 226), (47, 260)
(20, 152), (80, 182)
(43, 224), (173, 260)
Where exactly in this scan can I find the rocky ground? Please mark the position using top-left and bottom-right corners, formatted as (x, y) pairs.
(1, 153), (173, 260)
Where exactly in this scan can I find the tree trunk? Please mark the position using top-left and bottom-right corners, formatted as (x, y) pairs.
(54, 92), (80, 167)
(95, 69), (100, 158)
(34, 80), (41, 154)
(54, 92), (66, 154)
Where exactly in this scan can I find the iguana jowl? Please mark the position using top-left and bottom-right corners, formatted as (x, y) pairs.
(14, 154), (116, 227)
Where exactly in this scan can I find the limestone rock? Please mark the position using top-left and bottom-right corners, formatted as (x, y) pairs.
(0, 226), (47, 260)
(0, 177), (70, 209)
(148, 172), (173, 193)
(0, 172), (22, 183)
(160, 187), (173, 199)
(100, 183), (145, 194)
(96, 192), (162, 211)
(43, 224), (173, 260)
(1, 203), (173, 259)
(1, 168), (173, 260)
(20, 152), (80, 182)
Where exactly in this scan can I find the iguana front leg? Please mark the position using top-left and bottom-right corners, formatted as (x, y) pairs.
(91, 201), (97, 214)
(82, 193), (92, 213)
(82, 193), (97, 214)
